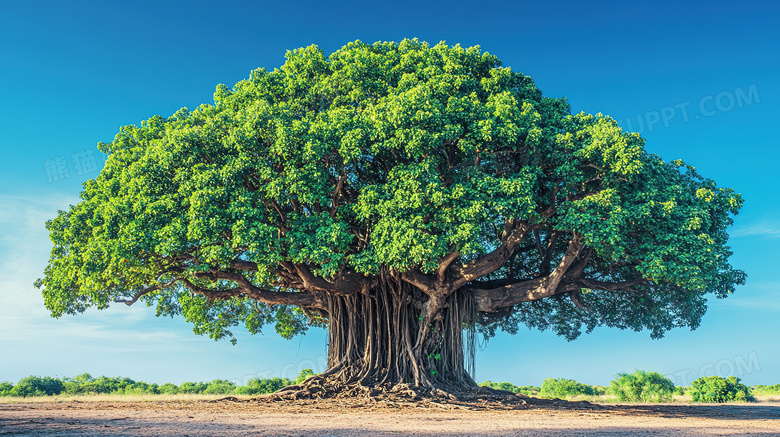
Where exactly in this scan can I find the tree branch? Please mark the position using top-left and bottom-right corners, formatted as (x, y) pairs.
(191, 271), (326, 309)
(230, 259), (258, 271)
(570, 290), (589, 311)
(545, 232), (584, 290)
(470, 232), (589, 311)
(565, 247), (593, 279)
(471, 274), (646, 313)
(575, 278), (645, 292)
(116, 267), (327, 310)
(566, 190), (600, 202)
(114, 280), (177, 306)
(533, 229), (544, 259)
(539, 230), (561, 276)
(451, 222), (534, 290)
(330, 175), (346, 218)
(270, 201), (287, 223)
(436, 251), (461, 287)
(399, 269), (435, 295)
(290, 263), (370, 296)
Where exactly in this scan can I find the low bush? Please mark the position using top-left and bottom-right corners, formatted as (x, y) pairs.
(0, 381), (14, 396)
(539, 378), (598, 399)
(203, 380), (236, 395)
(124, 382), (159, 395)
(609, 370), (674, 402)
(157, 382), (179, 395)
(236, 369), (317, 395)
(294, 369), (315, 385)
(63, 374), (136, 395)
(690, 376), (755, 402)
(236, 377), (291, 395)
(0, 371), (318, 398)
(178, 382), (208, 394)
(9, 376), (64, 397)
(540, 378), (590, 398)
(751, 384), (780, 396)
(479, 381), (539, 396)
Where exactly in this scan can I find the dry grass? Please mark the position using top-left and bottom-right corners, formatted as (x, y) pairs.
(533, 393), (780, 404)
(2, 392), (778, 405)
(0, 393), (255, 404)
(3, 398), (780, 436)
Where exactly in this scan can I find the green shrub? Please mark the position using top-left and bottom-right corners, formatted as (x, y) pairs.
(9, 376), (64, 397)
(158, 383), (179, 394)
(178, 382), (208, 394)
(97, 376), (134, 394)
(203, 380), (236, 395)
(70, 373), (94, 383)
(0, 381), (14, 396)
(690, 376), (755, 402)
(479, 380), (540, 396)
(234, 370), (317, 395)
(62, 380), (80, 395)
(609, 370), (674, 402)
(539, 378), (596, 399)
(236, 377), (291, 395)
(124, 382), (159, 395)
(479, 381), (520, 393)
(62, 373), (91, 395)
(62, 375), (136, 395)
(751, 384), (780, 396)
(294, 369), (315, 385)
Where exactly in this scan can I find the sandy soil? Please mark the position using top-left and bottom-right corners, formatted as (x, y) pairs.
(1, 398), (779, 436)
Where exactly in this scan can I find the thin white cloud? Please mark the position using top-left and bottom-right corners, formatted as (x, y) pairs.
(740, 281), (780, 291)
(0, 193), (211, 376)
(709, 282), (780, 310)
(0, 193), (72, 312)
(728, 300), (780, 311)
(730, 220), (780, 238)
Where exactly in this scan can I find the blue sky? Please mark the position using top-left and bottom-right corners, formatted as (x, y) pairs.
(1, 0), (778, 387)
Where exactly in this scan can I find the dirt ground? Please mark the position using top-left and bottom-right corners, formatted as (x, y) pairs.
(1, 397), (779, 436)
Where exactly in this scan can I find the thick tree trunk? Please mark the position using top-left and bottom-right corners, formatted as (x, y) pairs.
(277, 271), (478, 398)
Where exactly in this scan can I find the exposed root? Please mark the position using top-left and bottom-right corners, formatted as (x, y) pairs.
(264, 373), (535, 408)
(208, 382), (603, 412)
(263, 382), (530, 410)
